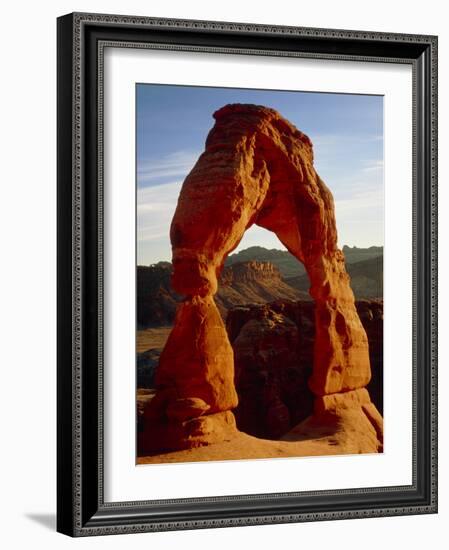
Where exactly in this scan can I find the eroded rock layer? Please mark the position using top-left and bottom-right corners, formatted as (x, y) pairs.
(142, 104), (381, 453)
(227, 299), (383, 440)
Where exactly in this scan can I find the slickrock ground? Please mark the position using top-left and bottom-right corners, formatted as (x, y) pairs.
(138, 388), (382, 464)
(138, 411), (381, 465)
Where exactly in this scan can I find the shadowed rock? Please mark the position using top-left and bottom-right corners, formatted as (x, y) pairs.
(227, 299), (383, 440)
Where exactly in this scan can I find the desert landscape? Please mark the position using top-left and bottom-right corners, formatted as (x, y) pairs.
(136, 102), (384, 464)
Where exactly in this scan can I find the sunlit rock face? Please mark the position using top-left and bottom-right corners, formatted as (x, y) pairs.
(141, 104), (382, 453)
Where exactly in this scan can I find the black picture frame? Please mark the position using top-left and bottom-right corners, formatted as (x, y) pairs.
(57, 12), (438, 537)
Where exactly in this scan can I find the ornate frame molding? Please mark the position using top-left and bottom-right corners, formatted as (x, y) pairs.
(57, 12), (438, 536)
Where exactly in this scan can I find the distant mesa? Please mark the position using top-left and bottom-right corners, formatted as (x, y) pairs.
(287, 254), (383, 299)
(137, 258), (308, 328)
(137, 262), (180, 328)
(225, 245), (307, 279)
(226, 244), (383, 279)
(137, 246), (382, 327)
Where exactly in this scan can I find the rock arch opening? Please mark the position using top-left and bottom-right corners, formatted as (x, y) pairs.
(221, 226), (313, 440)
(141, 104), (382, 453)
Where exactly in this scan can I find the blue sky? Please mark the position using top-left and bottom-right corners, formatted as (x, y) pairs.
(137, 84), (383, 265)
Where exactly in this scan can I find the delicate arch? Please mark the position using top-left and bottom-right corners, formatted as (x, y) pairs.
(142, 104), (375, 452)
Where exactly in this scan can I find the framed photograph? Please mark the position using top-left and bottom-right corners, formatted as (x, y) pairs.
(57, 12), (438, 536)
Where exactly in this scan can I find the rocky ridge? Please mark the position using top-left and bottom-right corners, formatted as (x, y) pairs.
(138, 249), (383, 328)
(137, 259), (310, 327)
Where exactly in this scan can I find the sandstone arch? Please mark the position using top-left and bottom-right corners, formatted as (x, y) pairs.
(142, 104), (382, 453)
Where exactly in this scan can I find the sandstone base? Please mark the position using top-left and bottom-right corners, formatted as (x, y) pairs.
(282, 389), (383, 453)
(138, 396), (383, 464)
(139, 410), (238, 454)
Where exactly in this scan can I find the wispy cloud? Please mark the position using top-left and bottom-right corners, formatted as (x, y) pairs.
(137, 181), (181, 248)
(360, 159), (384, 173)
(335, 188), (383, 217)
(310, 133), (383, 149)
(334, 185), (384, 247)
(137, 150), (200, 186)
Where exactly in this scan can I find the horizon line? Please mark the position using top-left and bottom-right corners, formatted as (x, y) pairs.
(139, 243), (384, 266)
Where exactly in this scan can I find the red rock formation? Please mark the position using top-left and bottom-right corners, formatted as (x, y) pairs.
(283, 387), (383, 453)
(221, 260), (280, 284)
(142, 104), (381, 452)
(226, 299), (382, 441)
(141, 296), (238, 451)
(136, 259), (309, 328)
(216, 260), (309, 315)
